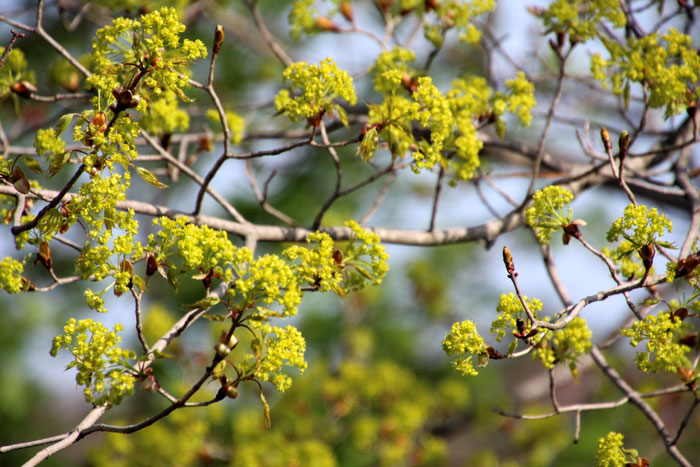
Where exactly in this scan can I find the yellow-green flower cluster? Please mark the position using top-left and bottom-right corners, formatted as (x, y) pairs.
(533, 317), (592, 373)
(206, 108), (245, 144)
(89, 7), (206, 102)
(602, 241), (649, 280)
(363, 67), (535, 181)
(234, 253), (301, 318)
(621, 311), (692, 373)
(34, 128), (66, 159)
(343, 220), (390, 289)
(251, 324), (307, 392)
(70, 171), (143, 282)
(85, 288), (108, 313)
(288, 0), (318, 40)
(371, 47), (417, 94)
(606, 203), (672, 247)
(284, 230), (341, 293)
(275, 58), (357, 126)
(540, 0), (625, 41)
(592, 29), (700, 116)
(149, 216), (236, 277)
(490, 292), (544, 342)
(525, 185), (575, 245)
(412, 77), (454, 173)
(595, 432), (629, 467)
(501, 72), (536, 127)
(284, 220), (389, 296)
(140, 92), (189, 135)
(0, 257), (25, 293)
(50, 318), (136, 406)
(431, 0), (495, 45)
(442, 320), (487, 376)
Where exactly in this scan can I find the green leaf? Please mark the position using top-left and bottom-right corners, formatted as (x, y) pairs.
(23, 157), (43, 174)
(507, 340), (518, 356)
(166, 267), (179, 292)
(136, 166), (168, 188)
(202, 314), (227, 321)
(336, 105), (349, 127)
(655, 241), (676, 249)
(48, 152), (70, 177)
(211, 359), (227, 378)
(54, 113), (75, 137)
(184, 295), (220, 310)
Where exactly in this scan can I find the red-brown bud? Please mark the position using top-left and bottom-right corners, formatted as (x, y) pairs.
(37, 241), (52, 270)
(316, 16), (340, 32)
(213, 25), (224, 55)
(10, 80), (37, 98)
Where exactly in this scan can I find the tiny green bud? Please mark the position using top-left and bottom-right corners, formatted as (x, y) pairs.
(214, 342), (231, 358)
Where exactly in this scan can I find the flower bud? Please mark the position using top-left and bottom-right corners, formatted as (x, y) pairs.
(37, 241), (52, 270)
(146, 252), (158, 277)
(315, 16), (340, 32)
(9, 80), (37, 98)
(226, 385), (239, 399)
(213, 25), (224, 55)
(226, 334), (238, 349)
(91, 111), (107, 127)
(600, 127), (612, 153)
(340, 2), (354, 22)
(619, 131), (630, 155)
(214, 342), (231, 358)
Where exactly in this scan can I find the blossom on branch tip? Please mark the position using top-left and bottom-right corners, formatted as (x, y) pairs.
(442, 320), (487, 376)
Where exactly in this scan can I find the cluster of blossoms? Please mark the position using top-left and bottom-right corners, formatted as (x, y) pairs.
(288, 0), (495, 49)
(490, 292), (544, 343)
(621, 311), (694, 374)
(359, 48), (535, 181)
(442, 320), (487, 376)
(595, 432), (646, 467)
(423, 0), (496, 47)
(89, 7), (207, 102)
(592, 28), (700, 117)
(525, 185), (575, 245)
(532, 317), (592, 379)
(244, 324), (308, 392)
(538, 0), (626, 41)
(606, 204), (673, 247)
(145, 216), (388, 394)
(0, 257), (25, 293)
(50, 318), (136, 406)
(275, 58), (357, 127)
(47, 214), (390, 403)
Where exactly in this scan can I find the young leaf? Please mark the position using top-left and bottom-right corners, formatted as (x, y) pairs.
(54, 113), (75, 137)
(136, 166), (168, 188)
(260, 392), (271, 428)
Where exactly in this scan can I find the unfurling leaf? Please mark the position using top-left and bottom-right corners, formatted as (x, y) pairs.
(136, 166), (168, 188)
(211, 359), (227, 378)
(260, 392), (271, 428)
(54, 113), (75, 137)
